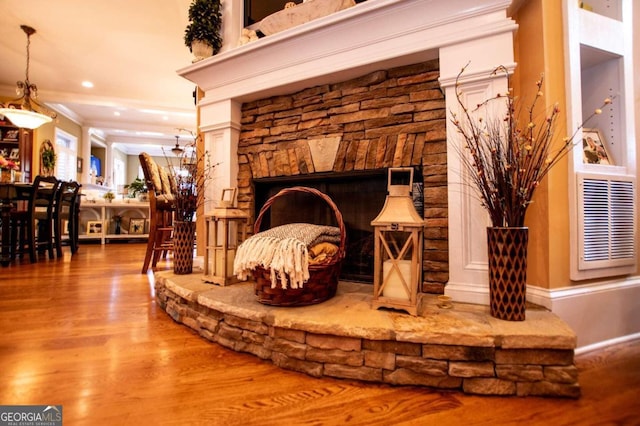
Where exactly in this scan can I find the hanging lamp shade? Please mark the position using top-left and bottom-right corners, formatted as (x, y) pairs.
(0, 25), (57, 130)
(171, 135), (184, 155)
(0, 108), (52, 130)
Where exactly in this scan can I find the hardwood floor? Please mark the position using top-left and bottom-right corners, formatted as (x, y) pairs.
(0, 243), (638, 425)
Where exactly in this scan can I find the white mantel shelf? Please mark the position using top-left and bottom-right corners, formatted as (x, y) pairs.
(178, 0), (517, 106)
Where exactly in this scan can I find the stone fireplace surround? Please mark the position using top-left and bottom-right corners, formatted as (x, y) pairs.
(238, 59), (448, 291)
(179, 0), (520, 307)
(168, 0), (582, 399)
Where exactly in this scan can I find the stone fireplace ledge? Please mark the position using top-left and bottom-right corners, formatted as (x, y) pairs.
(155, 270), (580, 398)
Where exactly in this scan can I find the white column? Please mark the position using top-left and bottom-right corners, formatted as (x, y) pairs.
(104, 139), (113, 189)
(439, 31), (516, 305)
(81, 126), (91, 184)
(199, 98), (242, 212)
(220, 0), (245, 53)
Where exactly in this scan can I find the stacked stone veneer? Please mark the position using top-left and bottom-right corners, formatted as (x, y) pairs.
(236, 59), (448, 293)
(155, 274), (580, 398)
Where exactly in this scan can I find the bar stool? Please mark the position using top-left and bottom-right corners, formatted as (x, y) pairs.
(53, 180), (81, 257)
(139, 153), (176, 273)
(11, 175), (60, 262)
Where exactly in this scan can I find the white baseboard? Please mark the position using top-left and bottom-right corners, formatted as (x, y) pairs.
(575, 332), (640, 355)
(446, 275), (640, 349)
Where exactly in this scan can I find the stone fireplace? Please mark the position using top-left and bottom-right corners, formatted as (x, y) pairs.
(167, 1), (583, 398)
(179, 0), (519, 305)
(237, 59), (447, 290)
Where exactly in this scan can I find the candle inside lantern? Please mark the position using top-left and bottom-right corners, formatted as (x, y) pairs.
(382, 259), (411, 300)
(214, 248), (236, 276)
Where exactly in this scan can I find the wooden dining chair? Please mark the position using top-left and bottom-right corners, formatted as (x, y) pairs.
(53, 180), (82, 257)
(139, 153), (176, 273)
(11, 175), (61, 263)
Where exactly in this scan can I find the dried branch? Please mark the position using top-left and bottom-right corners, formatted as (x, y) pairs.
(450, 63), (613, 227)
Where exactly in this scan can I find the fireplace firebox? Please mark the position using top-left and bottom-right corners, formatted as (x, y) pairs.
(254, 168), (423, 282)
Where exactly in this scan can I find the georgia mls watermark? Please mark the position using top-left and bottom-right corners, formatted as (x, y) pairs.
(0, 405), (62, 426)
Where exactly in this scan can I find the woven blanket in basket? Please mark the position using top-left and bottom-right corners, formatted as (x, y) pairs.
(233, 223), (341, 289)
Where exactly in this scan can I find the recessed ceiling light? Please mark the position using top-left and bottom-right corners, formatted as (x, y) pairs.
(135, 131), (164, 137)
(81, 81), (94, 88)
(114, 111), (121, 116)
(162, 116), (169, 121)
(140, 109), (165, 115)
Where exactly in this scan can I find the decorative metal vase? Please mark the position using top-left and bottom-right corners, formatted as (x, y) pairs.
(486, 227), (528, 321)
(173, 220), (196, 275)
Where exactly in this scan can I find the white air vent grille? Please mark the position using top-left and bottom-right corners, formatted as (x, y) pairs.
(578, 175), (636, 270)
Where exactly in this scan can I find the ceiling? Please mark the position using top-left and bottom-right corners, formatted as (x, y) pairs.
(0, 0), (199, 156)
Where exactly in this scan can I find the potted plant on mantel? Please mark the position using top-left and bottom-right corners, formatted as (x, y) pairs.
(184, 0), (222, 62)
(450, 63), (613, 321)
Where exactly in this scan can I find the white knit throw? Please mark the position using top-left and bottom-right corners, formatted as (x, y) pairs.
(233, 223), (341, 289)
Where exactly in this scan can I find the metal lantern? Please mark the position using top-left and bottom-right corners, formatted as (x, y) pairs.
(371, 168), (425, 315)
(202, 188), (249, 286)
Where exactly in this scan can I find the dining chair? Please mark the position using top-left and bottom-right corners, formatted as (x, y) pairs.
(139, 153), (176, 273)
(11, 175), (61, 263)
(53, 180), (82, 257)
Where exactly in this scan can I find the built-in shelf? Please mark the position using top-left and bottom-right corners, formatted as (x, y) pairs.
(565, 0), (636, 280)
(79, 201), (150, 245)
(0, 121), (32, 182)
(580, 0), (621, 21)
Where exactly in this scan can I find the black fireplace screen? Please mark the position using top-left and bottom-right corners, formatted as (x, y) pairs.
(253, 168), (423, 283)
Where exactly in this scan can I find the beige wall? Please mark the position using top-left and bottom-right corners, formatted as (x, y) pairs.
(512, 0), (570, 289)
(513, 0), (639, 288)
(635, 0), (640, 277)
(33, 114), (82, 181)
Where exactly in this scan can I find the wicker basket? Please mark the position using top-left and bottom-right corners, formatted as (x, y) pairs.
(252, 186), (346, 307)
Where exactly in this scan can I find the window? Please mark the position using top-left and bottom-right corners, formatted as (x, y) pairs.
(55, 129), (77, 181)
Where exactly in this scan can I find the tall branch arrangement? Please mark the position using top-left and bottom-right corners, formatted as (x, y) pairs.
(450, 64), (612, 227)
(164, 129), (219, 222)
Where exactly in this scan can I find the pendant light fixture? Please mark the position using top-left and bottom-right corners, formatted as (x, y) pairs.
(172, 135), (184, 155)
(0, 25), (57, 130)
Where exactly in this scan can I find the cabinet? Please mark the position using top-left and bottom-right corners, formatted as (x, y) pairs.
(0, 119), (33, 182)
(563, 0), (637, 279)
(79, 201), (150, 244)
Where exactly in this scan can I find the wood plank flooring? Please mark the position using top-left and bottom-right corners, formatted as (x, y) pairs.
(0, 243), (638, 425)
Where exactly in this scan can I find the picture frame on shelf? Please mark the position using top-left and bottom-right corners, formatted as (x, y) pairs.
(582, 128), (613, 165)
(9, 148), (19, 160)
(129, 218), (145, 235)
(4, 130), (18, 140)
(86, 220), (103, 235)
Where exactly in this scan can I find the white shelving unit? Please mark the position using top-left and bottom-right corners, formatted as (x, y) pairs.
(79, 201), (150, 244)
(564, 0), (637, 279)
